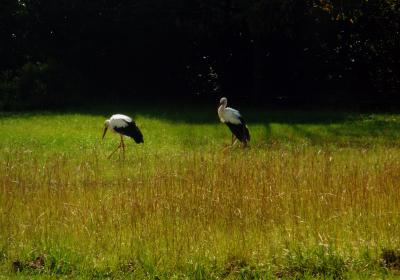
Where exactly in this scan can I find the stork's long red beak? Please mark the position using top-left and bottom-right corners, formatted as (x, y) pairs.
(102, 127), (108, 140)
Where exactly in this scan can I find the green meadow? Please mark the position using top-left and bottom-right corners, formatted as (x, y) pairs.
(1, 106), (400, 279)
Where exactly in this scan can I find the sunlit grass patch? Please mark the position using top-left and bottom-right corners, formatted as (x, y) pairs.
(1, 108), (400, 278)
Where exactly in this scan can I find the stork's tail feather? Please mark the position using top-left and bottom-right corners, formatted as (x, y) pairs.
(244, 125), (250, 142)
(124, 122), (144, 143)
(226, 122), (250, 143)
(239, 117), (250, 142)
(131, 126), (144, 143)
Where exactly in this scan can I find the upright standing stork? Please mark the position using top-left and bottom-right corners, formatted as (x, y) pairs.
(217, 97), (250, 148)
(102, 114), (144, 158)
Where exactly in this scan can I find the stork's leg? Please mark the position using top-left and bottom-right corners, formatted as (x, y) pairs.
(107, 142), (121, 159)
(231, 134), (237, 146)
(232, 138), (239, 147)
(222, 134), (237, 152)
(120, 135), (125, 159)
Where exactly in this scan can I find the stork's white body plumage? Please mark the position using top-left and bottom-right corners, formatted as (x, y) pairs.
(102, 114), (143, 158)
(107, 114), (133, 132)
(218, 106), (242, 125)
(218, 97), (250, 147)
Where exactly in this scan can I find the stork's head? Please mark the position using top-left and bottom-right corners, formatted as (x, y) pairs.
(102, 120), (110, 139)
(219, 97), (227, 106)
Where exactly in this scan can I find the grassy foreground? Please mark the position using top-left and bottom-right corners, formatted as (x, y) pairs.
(1, 106), (400, 279)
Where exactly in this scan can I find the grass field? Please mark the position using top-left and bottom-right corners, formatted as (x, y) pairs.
(1, 105), (400, 279)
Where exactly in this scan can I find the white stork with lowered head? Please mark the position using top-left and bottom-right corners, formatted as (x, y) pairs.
(102, 114), (143, 158)
(217, 97), (250, 148)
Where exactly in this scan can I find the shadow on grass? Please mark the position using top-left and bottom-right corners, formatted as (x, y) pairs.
(1, 103), (399, 146)
(0, 101), (355, 124)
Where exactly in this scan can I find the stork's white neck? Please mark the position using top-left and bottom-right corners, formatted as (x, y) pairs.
(218, 104), (226, 122)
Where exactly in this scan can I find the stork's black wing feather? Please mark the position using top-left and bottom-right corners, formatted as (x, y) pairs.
(238, 117), (250, 141)
(114, 121), (144, 143)
(226, 120), (250, 142)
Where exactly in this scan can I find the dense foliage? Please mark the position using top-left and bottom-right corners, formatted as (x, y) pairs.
(0, 0), (399, 108)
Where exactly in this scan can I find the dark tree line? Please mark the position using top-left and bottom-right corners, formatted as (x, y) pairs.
(0, 0), (399, 109)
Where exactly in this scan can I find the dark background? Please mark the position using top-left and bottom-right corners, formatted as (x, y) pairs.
(0, 0), (399, 110)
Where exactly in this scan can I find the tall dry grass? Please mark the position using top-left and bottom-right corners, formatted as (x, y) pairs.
(1, 143), (400, 277)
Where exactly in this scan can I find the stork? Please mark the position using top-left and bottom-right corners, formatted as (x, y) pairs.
(217, 97), (250, 148)
(102, 114), (144, 158)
